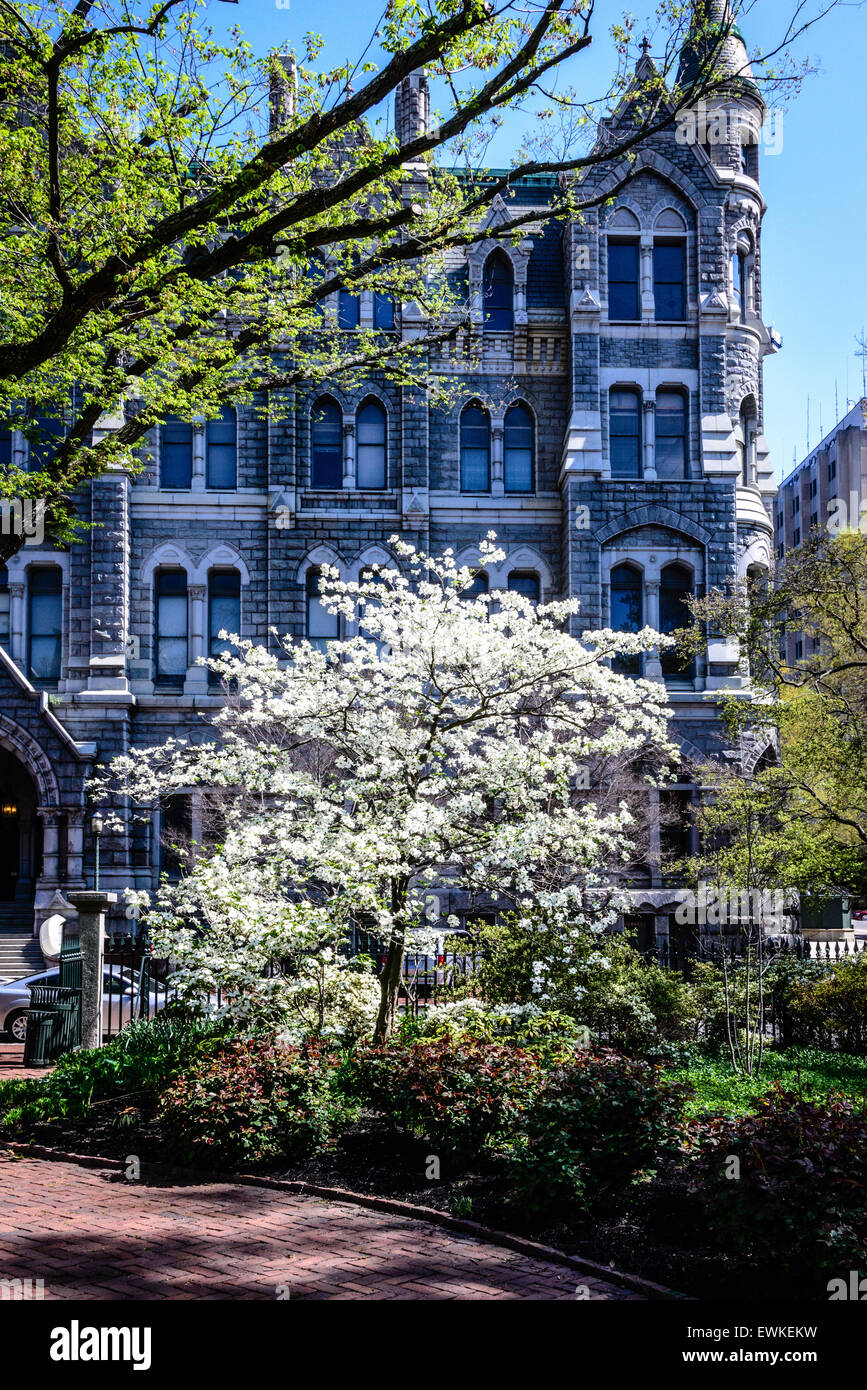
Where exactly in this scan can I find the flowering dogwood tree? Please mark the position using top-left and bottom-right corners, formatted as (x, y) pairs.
(99, 536), (675, 1041)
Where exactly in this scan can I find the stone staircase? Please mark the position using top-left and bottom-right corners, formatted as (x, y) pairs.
(0, 903), (43, 980)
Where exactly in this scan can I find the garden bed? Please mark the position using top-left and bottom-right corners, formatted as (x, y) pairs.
(4, 1092), (826, 1301)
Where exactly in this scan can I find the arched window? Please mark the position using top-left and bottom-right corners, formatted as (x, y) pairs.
(460, 402), (490, 493)
(653, 240), (686, 321)
(739, 400), (757, 486)
(311, 398), (343, 489)
(373, 292), (395, 330)
(482, 250), (513, 331)
(655, 390), (687, 480)
(306, 568), (339, 650)
(337, 288), (360, 329)
(610, 389), (642, 478)
(461, 571), (489, 602)
(610, 563), (642, 676)
(154, 569), (188, 686)
(208, 570), (241, 686)
(660, 563), (696, 680)
(27, 567), (62, 684)
(206, 408), (237, 490)
(160, 417), (193, 489)
(504, 403), (534, 494)
(732, 233), (752, 316)
(0, 565), (8, 647)
(356, 399), (387, 490)
(507, 571), (540, 604)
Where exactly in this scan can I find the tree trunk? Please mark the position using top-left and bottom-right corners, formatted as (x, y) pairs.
(374, 929), (405, 1043)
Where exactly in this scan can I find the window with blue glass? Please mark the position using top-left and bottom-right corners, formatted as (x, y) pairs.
(507, 571), (540, 604)
(660, 563), (696, 680)
(653, 241), (686, 321)
(0, 426), (12, 469)
(0, 565), (9, 648)
(373, 292), (395, 330)
(160, 417), (193, 489)
(155, 570), (188, 685)
(208, 570), (241, 685)
(655, 390), (687, 480)
(356, 399), (387, 489)
(610, 564), (642, 676)
(337, 289), (360, 329)
(306, 569), (339, 650)
(206, 408), (237, 489)
(504, 403), (534, 494)
(460, 402), (490, 493)
(607, 240), (639, 320)
(610, 389), (641, 478)
(28, 413), (65, 472)
(27, 567), (62, 684)
(462, 571), (489, 602)
(311, 398), (343, 489)
(482, 251), (513, 331)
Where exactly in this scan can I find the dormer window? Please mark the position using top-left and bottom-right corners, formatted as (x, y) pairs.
(482, 250), (513, 331)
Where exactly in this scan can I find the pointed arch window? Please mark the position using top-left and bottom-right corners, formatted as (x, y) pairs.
(0, 565), (8, 648)
(504, 403), (534, 494)
(462, 571), (489, 602)
(655, 390), (688, 480)
(653, 241), (686, 321)
(660, 563), (696, 680)
(208, 570), (241, 686)
(306, 568), (339, 650)
(356, 399), (387, 490)
(507, 571), (540, 604)
(610, 563), (642, 676)
(460, 402), (490, 493)
(610, 389), (642, 478)
(482, 250), (513, 331)
(311, 398), (343, 489)
(206, 408), (237, 490)
(160, 417), (193, 489)
(607, 239), (640, 321)
(155, 569), (188, 686)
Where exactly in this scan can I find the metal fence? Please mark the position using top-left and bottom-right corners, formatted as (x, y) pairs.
(344, 925), (483, 1016)
(641, 933), (867, 974)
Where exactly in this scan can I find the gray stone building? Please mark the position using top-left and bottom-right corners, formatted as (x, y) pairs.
(0, 17), (779, 963)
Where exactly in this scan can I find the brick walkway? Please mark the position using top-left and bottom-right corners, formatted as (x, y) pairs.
(0, 1044), (51, 1080)
(0, 1153), (642, 1300)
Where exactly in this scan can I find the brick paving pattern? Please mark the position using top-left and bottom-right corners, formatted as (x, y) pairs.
(0, 1044), (51, 1080)
(0, 1153), (642, 1300)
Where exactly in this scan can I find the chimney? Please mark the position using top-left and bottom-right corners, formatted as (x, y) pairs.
(395, 69), (429, 146)
(269, 51), (298, 134)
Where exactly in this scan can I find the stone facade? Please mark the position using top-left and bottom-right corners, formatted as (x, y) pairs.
(0, 28), (780, 937)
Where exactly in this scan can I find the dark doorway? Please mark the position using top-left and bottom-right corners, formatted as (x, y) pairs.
(0, 748), (39, 900)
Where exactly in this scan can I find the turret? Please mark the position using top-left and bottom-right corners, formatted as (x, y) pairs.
(395, 69), (429, 146)
(676, 1), (765, 179)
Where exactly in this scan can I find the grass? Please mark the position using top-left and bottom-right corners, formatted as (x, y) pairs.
(666, 1046), (867, 1118)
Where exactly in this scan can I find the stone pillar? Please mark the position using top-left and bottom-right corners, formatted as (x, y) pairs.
(491, 425), (505, 496)
(68, 891), (117, 1049)
(343, 423), (355, 488)
(188, 584), (208, 691)
(38, 808), (61, 885)
(191, 419), (206, 492)
(66, 810), (85, 887)
(9, 582), (24, 665)
(644, 580), (664, 681)
(643, 399), (657, 480)
(640, 239), (655, 319)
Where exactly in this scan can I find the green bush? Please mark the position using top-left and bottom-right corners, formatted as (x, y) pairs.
(512, 1047), (688, 1214)
(0, 1014), (230, 1129)
(788, 955), (867, 1053)
(157, 1037), (347, 1169)
(692, 1086), (867, 1274)
(352, 1037), (544, 1162)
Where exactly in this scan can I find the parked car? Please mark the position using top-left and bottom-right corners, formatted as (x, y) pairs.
(0, 967), (161, 1042)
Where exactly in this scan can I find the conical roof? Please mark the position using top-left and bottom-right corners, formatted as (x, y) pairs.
(676, 0), (760, 99)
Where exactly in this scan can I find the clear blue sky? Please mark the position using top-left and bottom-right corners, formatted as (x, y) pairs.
(208, 0), (867, 484)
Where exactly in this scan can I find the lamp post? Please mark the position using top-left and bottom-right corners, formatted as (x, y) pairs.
(91, 811), (105, 891)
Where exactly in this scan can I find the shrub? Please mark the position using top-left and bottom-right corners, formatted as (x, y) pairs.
(0, 1014), (230, 1129)
(788, 956), (867, 1053)
(157, 1037), (348, 1169)
(691, 1085), (867, 1274)
(352, 1037), (544, 1162)
(512, 1048), (688, 1213)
